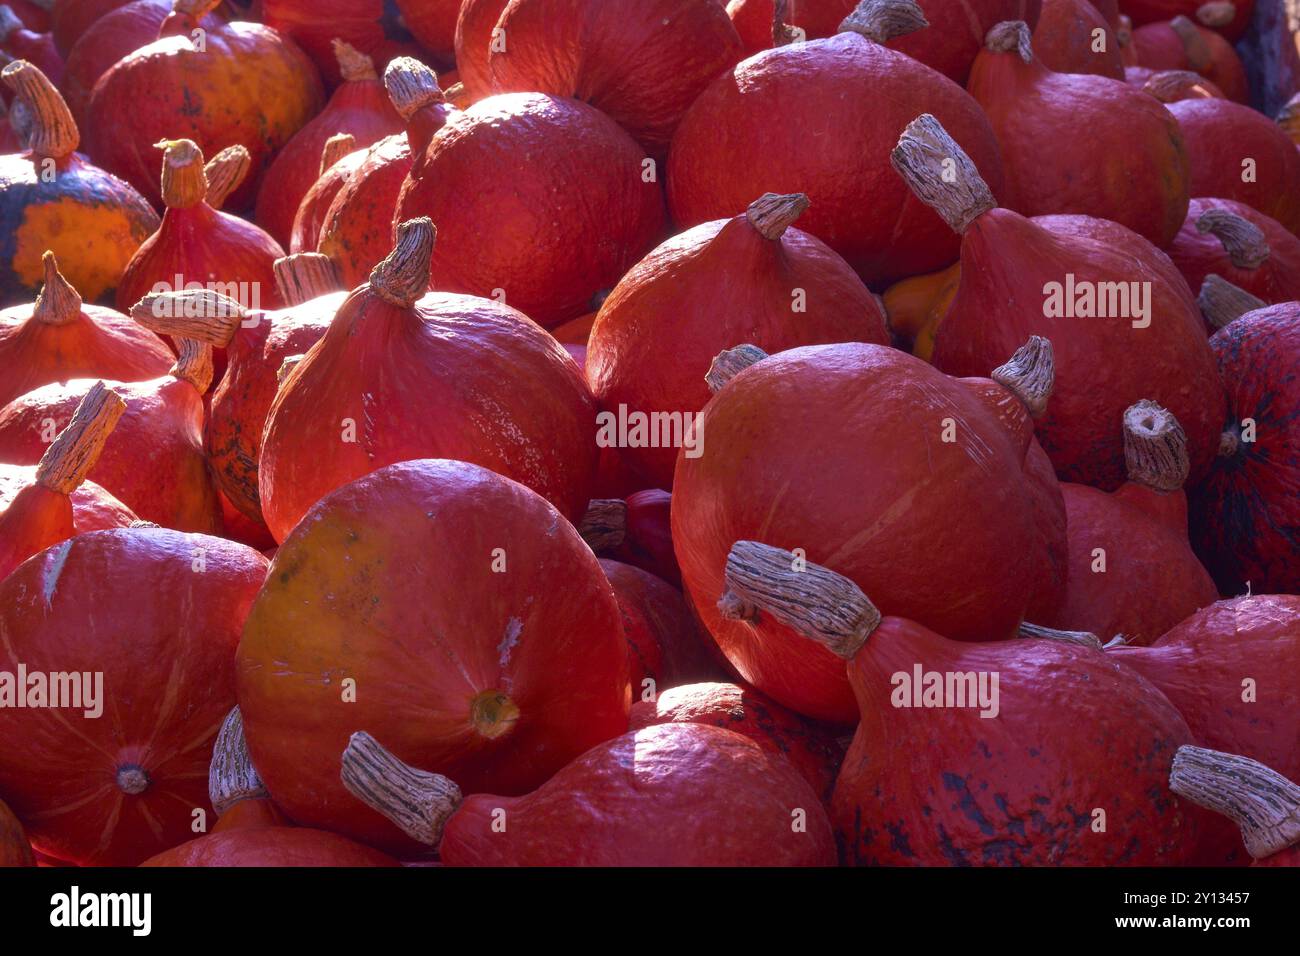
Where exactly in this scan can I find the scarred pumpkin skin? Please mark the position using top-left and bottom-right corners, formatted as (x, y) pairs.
(440, 723), (837, 866)
(141, 827), (399, 867)
(672, 343), (1057, 723)
(966, 24), (1190, 248)
(1166, 198), (1300, 303)
(668, 30), (1005, 286)
(238, 459), (633, 854)
(1108, 595), (1300, 865)
(396, 93), (667, 330)
(1166, 99), (1300, 236)
(1031, 0), (1125, 78)
(629, 682), (844, 804)
(833, 615), (1202, 865)
(1189, 304), (1300, 594)
(0, 528), (267, 866)
(1130, 18), (1248, 102)
(0, 797), (34, 867)
(260, 0), (426, 88)
(587, 196), (888, 489)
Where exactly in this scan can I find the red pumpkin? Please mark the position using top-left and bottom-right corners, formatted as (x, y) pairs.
(628, 681), (844, 804)
(288, 132), (360, 254)
(898, 115), (1223, 489)
(238, 458), (632, 852)
(1166, 198), (1300, 307)
(1122, 0), (1253, 42)
(254, 41), (404, 247)
(341, 723), (837, 865)
(588, 193), (887, 488)
(673, 338), (1062, 723)
(4, 0), (50, 32)
(1190, 303), (1300, 593)
(141, 826), (400, 866)
(1130, 16), (1247, 101)
(0, 251), (173, 409)
(0, 340), (222, 532)
(1030, 0), (1124, 78)
(51, 0), (131, 54)
(594, 488), (681, 587)
(85, 0), (324, 208)
(668, 2), (1005, 286)
(0, 526), (267, 865)
(968, 21), (1189, 247)
(394, 0), (462, 60)
(0, 6), (64, 91)
(259, 0), (425, 88)
(0, 797), (33, 867)
(395, 92), (666, 329)
(0, 61), (158, 304)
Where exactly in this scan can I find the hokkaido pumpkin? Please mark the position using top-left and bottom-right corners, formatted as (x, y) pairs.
(1037, 400), (1217, 645)
(260, 220), (598, 540)
(0, 252), (173, 409)
(1170, 748), (1300, 867)
(668, 0), (1005, 286)
(1123, 0), (1253, 42)
(968, 21), (1189, 248)
(0, 60), (157, 304)
(0, 339), (222, 532)
(0, 796), (32, 866)
(1130, 16), (1247, 101)
(1030, 0), (1124, 78)
(1166, 199), (1300, 305)
(51, 0), (132, 54)
(0, 6), (64, 90)
(587, 193), (888, 488)
(132, 254), (344, 524)
(3, 0), (49, 32)
(395, 93), (666, 329)
(0, 526), (267, 865)
(254, 41), (404, 247)
(141, 825), (400, 866)
(1189, 303), (1300, 594)
(341, 723), (837, 865)
(628, 681), (844, 804)
(85, 0), (324, 208)
(394, 0), (462, 61)
(882, 261), (960, 360)
(289, 132), (358, 255)
(897, 114), (1222, 489)
(259, 0), (425, 87)
(584, 489), (681, 587)
(238, 458), (632, 853)
(672, 338), (1062, 723)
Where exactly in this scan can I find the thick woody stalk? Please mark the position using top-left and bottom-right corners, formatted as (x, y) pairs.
(1196, 209), (1270, 270)
(370, 218), (436, 307)
(1123, 400), (1189, 492)
(1, 59), (77, 158)
(985, 20), (1032, 62)
(34, 382), (126, 495)
(992, 336), (1054, 418)
(204, 145), (251, 209)
(747, 193), (809, 240)
(340, 731), (462, 846)
(130, 289), (247, 347)
(838, 0), (928, 43)
(706, 344), (770, 393)
(1197, 274), (1265, 330)
(209, 707), (268, 815)
(1170, 746), (1300, 859)
(32, 252), (81, 326)
(891, 113), (996, 235)
(576, 498), (627, 552)
(274, 253), (343, 307)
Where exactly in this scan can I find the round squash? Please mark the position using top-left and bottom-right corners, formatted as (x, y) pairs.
(1031, 0), (1124, 78)
(1166, 198), (1300, 305)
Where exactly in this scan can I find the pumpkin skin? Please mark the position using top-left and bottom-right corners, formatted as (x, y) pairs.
(1109, 595), (1300, 864)
(832, 612), (1201, 865)
(628, 681), (844, 804)
(0, 528), (267, 866)
(1122, 0), (1254, 43)
(85, 3), (324, 209)
(0, 61), (158, 305)
(672, 342), (1059, 723)
(396, 92), (667, 330)
(0, 8), (65, 92)
(1130, 17), (1247, 102)
(259, 0), (425, 88)
(0, 797), (33, 866)
(667, 25), (1005, 286)
(238, 458), (633, 853)
(1166, 99), (1300, 236)
(1166, 198), (1300, 304)
(1031, 0), (1124, 78)
(51, 0), (131, 54)
(882, 261), (960, 360)
(1189, 304), (1300, 594)
(966, 22), (1189, 248)
(141, 827), (399, 866)
(438, 723), (837, 866)
(394, 0), (462, 60)
(587, 194), (888, 489)
(289, 137), (367, 255)
(608, 488), (680, 587)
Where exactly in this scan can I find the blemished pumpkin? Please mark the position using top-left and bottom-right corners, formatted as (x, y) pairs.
(896, 114), (1223, 489)
(340, 723), (838, 865)
(0, 526), (267, 866)
(1170, 748), (1300, 867)
(668, 0), (1005, 286)
(0, 60), (157, 305)
(586, 192), (888, 489)
(1030, 0), (1124, 78)
(238, 458), (633, 854)
(1166, 198), (1300, 305)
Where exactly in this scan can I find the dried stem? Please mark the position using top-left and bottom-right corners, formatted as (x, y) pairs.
(985, 20), (1032, 62)
(1198, 274), (1265, 330)
(706, 344), (769, 394)
(319, 132), (357, 176)
(838, 0), (928, 44)
(1195, 1), (1236, 27)
(1170, 16), (1211, 72)
(1143, 70), (1219, 103)
(130, 289), (247, 346)
(157, 139), (208, 209)
(1123, 400), (1189, 492)
(209, 707), (269, 815)
(1277, 93), (1300, 144)
(1196, 209), (1269, 270)
(203, 145), (251, 210)
(170, 338), (215, 393)
(333, 38), (377, 83)
(384, 57), (444, 121)
(32, 252), (82, 326)
(34, 382), (126, 495)
(991, 336), (1054, 418)
(1169, 746), (1300, 859)
(891, 113), (996, 235)
(576, 498), (627, 552)
(274, 253), (343, 307)
(1017, 621), (1104, 650)
(370, 218), (435, 307)
(746, 193), (810, 240)
(1, 60), (78, 158)
(340, 731), (462, 846)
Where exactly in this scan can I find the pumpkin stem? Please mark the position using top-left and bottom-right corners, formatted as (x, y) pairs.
(1103, 634), (1128, 648)
(156, 139), (208, 209)
(370, 218), (436, 308)
(985, 20), (1033, 62)
(32, 252), (82, 326)
(772, 0), (798, 46)
(384, 56), (444, 121)
(115, 764), (150, 796)
(1195, 1), (1235, 27)
(1277, 93), (1300, 144)
(333, 38), (377, 83)
(170, 0), (222, 22)
(1017, 622), (1104, 650)
(203, 144), (251, 210)
(34, 382), (125, 495)
(838, 0), (928, 44)
(891, 113), (996, 235)
(746, 192), (810, 240)
(576, 498), (627, 552)
(706, 344), (770, 393)
(209, 707), (269, 816)
(1218, 428), (1239, 458)
(319, 132), (357, 177)
(130, 289), (247, 347)
(340, 731), (462, 846)
(274, 253), (343, 306)
(0, 60), (78, 159)
(1169, 746), (1300, 860)
(1196, 209), (1269, 270)
(991, 335), (1054, 418)
(1169, 16), (1212, 72)
(1123, 400), (1189, 492)
(469, 690), (520, 740)
(718, 540), (881, 660)
(1197, 274), (1265, 330)
(277, 354), (305, 387)
(171, 338), (215, 393)
(1115, 14), (1133, 50)
(1143, 70), (1218, 103)
(129, 519), (160, 528)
